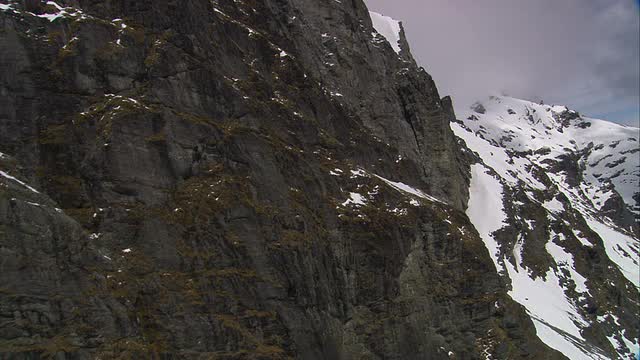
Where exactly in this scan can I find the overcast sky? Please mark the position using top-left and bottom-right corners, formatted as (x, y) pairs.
(364, 0), (640, 126)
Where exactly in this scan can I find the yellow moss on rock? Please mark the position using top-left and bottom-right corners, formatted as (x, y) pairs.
(39, 124), (69, 145)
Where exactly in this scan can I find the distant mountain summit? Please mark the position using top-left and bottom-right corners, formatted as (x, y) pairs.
(453, 95), (639, 359)
(459, 95), (639, 228)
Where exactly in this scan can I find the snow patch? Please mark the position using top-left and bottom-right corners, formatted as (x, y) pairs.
(37, 1), (68, 22)
(543, 197), (565, 214)
(506, 258), (605, 359)
(467, 164), (507, 273)
(0, 170), (40, 193)
(369, 11), (402, 54)
(372, 174), (445, 204)
(585, 217), (639, 288)
(341, 192), (366, 207)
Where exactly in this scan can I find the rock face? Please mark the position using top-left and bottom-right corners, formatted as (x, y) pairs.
(453, 95), (639, 359)
(0, 1), (622, 359)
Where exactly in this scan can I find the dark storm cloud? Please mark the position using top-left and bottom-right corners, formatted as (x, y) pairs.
(364, 0), (640, 125)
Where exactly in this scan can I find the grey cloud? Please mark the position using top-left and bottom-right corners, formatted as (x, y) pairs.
(364, 0), (640, 125)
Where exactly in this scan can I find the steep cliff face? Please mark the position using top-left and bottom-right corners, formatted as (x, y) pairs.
(453, 96), (639, 359)
(1, 1), (571, 359)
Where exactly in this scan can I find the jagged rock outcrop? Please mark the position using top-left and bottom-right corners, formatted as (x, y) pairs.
(0, 1), (584, 359)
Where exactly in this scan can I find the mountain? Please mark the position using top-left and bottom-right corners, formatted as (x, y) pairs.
(452, 95), (639, 359)
(0, 0), (637, 359)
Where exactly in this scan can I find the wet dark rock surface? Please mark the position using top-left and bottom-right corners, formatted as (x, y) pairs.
(0, 0), (570, 358)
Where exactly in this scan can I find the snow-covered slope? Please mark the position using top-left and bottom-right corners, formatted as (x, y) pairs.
(369, 11), (402, 54)
(453, 95), (639, 360)
(461, 96), (639, 218)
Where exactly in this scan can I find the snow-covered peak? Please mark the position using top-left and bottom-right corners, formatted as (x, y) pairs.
(369, 11), (402, 54)
(460, 95), (640, 216)
(462, 95), (637, 152)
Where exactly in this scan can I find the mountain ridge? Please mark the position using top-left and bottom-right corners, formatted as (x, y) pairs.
(458, 95), (639, 230)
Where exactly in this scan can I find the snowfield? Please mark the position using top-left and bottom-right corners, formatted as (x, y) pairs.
(467, 164), (507, 273)
(458, 96), (639, 216)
